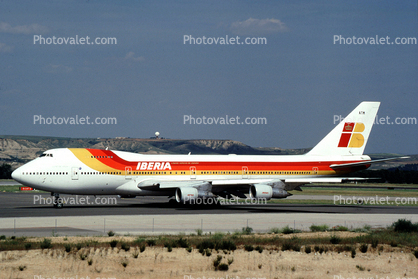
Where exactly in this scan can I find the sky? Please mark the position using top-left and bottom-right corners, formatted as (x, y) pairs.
(0, 1), (417, 155)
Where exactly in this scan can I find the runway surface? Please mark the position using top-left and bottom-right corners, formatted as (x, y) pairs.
(1, 192), (417, 218)
(0, 193), (417, 237)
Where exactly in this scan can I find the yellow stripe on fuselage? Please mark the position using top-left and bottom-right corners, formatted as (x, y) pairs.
(69, 148), (120, 173)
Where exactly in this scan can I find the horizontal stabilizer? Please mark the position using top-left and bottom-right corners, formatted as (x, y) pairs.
(329, 156), (410, 169)
(285, 178), (345, 183)
(284, 177), (368, 183)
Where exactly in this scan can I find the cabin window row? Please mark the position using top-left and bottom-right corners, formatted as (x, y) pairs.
(22, 170), (313, 176)
(128, 171), (185, 175)
(23, 172), (68, 175)
(91, 156), (113, 159)
(200, 171), (239, 175)
(124, 171), (312, 175)
(81, 172), (122, 175)
(249, 171), (311, 175)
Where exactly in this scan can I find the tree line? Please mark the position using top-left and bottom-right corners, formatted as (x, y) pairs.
(347, 164), (418, 184)
(0, 163), (12, 179)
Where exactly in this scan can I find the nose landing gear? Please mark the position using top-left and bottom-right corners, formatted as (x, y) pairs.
(52, 193), (63, 208)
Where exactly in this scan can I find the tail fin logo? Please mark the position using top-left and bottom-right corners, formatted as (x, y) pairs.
(338, 122), (365, 148)
(344, 123), (353, 131)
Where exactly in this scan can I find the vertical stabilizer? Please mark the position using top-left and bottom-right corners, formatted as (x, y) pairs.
(306, 101), (380, 156)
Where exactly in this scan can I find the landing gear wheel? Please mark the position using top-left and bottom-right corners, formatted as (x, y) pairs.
(52, 193), (63, 209)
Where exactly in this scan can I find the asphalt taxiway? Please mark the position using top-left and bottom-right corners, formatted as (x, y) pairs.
(0, 193), (417, 237)
(1, 193), (418, 218)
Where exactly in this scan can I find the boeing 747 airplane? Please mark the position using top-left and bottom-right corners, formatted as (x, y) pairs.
(12, 101), (404, 208)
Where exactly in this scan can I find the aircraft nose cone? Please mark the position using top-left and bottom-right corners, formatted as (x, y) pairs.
(11, 169), (20, 182)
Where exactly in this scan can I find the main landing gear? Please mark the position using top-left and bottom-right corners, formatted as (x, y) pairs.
(52, 193), (63, 208)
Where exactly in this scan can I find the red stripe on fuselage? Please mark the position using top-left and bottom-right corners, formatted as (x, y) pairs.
(84, 149), (364, 173)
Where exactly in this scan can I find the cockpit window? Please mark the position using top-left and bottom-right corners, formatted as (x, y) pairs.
(39, 153), (53, 157)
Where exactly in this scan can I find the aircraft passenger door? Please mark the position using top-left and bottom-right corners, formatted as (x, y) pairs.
(125, 167), (132, 180)
(242, 166), (248, 179)
(71, 167), (79, 180)
(312, 167), (318, 175)
(190, 166), (196, 179)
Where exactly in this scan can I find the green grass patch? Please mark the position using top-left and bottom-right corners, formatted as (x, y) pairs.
(40, 238), (52, 249)
(0, 186), (24, 192)
(267, 199), (336, 205)
(267, 198), (418, 207)
(330, 235), (341, 244)
(297, 185), (418, 198)
(392, 219), (418, 233)
(310, 224), (329, 232)
(0, 185), (47, 193)
(332, 226), (349, 231)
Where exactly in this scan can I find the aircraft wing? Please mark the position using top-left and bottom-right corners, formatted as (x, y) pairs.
(113, 175), (377, 201)
(117, 175), (375, 198)
(138, 178), (280, 188)
(138, 177), (369, 192)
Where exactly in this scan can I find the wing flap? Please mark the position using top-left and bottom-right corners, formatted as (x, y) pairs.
(137, 179), (208, 189)
(211, 179), (273, 186)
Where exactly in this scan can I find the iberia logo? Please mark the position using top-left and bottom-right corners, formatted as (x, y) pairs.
(338, 122), (365, 148)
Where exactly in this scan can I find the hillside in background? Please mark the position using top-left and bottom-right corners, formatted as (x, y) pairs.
(0, 135), (309, 168)
(0, 135), (415, 170)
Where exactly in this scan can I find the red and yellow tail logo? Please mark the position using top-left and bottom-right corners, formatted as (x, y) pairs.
(338, 122), (365, 148)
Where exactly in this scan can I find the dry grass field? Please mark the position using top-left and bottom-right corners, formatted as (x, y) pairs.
(1, 232), (417, 279)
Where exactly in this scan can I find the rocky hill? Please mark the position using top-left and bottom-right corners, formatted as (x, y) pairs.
(0, 135), (309, 168)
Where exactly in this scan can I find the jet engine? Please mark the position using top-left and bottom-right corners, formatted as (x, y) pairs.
(175, 187), (200, 203)
(175, 187), (215, 204)
(249, 184), (290, 200)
